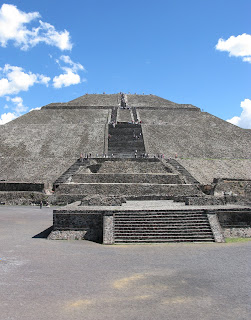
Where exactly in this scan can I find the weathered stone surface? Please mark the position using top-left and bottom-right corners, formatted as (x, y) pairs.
(0, 182), (44, 192)
(0, 191), (47, 205)
(47, 230), (87, 240)
(80, 195), (126, 206)
(73, 173), (181, 184)
(223, 227), (251, 238)
(213, 179), (251, 197)
(185, 196), (226, 206)
(103, 213), (114, 244)
(57, 183), (202, 198)
(207, 213), (225, 243)
(177, 159), (251, 184)
(141, 110), (251, 159)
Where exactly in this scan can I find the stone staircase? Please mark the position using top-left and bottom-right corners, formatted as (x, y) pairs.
(53, 158), (203, 202)
(108, 123), (145, 157)
(166, 159), (199, 184)
(53, 159), (89, 189)
(114, 210), (215, 243)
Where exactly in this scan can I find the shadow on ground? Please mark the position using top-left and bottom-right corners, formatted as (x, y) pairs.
(33, 226), (53, 238)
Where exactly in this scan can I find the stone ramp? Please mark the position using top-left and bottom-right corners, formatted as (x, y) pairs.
(114, 210), (214, 243)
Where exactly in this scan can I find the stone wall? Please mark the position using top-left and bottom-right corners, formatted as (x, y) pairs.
(216, 209), (251, 238)
(72, 173), (182, 184)
(0, 191), (48, 205)
(97, 159), (172, 174)
(51, 211), (103, 242)
(185, 196), (226, 206)
(217, 210), (251, 227)
(0, 182), (44, 192)
(57, 183), (202, 197)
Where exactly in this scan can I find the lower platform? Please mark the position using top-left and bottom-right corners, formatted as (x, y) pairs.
(48, 201), (251, 244)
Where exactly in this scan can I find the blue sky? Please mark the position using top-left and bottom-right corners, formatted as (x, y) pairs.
(0, 0), (250, 127)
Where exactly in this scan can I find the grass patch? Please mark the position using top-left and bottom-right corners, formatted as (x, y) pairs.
(225, 237), (251, 243)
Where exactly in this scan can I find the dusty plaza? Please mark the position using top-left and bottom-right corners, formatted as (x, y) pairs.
(0, 205), (250, 320)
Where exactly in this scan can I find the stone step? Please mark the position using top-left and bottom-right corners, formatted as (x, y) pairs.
(109, 123), (142, 128)
(114, 234), (214, 239)
(115, 227), (212, 232)
(56, 183), (202, 197)
(114, 232), (213, 237)
(72, 173), (182, 184)
(115, 214), (208, 218)
(108, 122), (145, 157)
(115, 217), (209, 222)
(114, 238), (214, 243)
(115, 227), (211, 232)
(116, 220), (209, 228)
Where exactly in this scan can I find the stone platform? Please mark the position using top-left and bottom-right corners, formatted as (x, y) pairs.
(49, 200), (251, 244)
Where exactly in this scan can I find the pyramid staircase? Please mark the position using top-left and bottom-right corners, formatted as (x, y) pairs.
(114, 210), (215, 243)
(53, 159), (90, 190)
(166, 159), (199, 184)
(108, 123), (145, 157)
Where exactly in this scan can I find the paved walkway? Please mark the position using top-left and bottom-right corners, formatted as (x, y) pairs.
(0, 206), (250, 320)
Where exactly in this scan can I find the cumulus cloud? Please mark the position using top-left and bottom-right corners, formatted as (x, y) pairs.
(10, 96), (28, 113)
(216, 33), (251, 63)
(0, 112), (17, 124)
(53, 55), (85, 88)
(0, 64), (50, 97)
(0, 3), (72, 50)
(53, 71), (81, 88)
(38, 74), (50, 87)
(227, 99), (251, 129)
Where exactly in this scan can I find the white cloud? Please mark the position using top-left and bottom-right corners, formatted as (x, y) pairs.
(243, 57), (251, 63)
(53, 70), (81, 88)
(53, 55), (85, 88)
(10, 96), (28, 113)
(59, 55), (85, 72)
(227, 99), (251, 129)
(38, 74), (50, 86)
(0, 64), (50, 97)
(29, 107), (41, 111)
(0, 3), (72, 50)
(216, 33), (251, 63)
(0, 112), (17, 124)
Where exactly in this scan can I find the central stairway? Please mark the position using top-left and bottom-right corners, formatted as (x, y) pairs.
(114, 210), (214, 243)
(108, 98), (145, 157)
(108, 123), (145, 157)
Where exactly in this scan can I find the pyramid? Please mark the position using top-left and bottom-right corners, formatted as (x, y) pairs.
(0, 93), (250, 186)
(1, 92), (251, 243)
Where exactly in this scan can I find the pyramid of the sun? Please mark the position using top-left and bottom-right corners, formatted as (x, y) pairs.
(0, 93), (250, 185)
